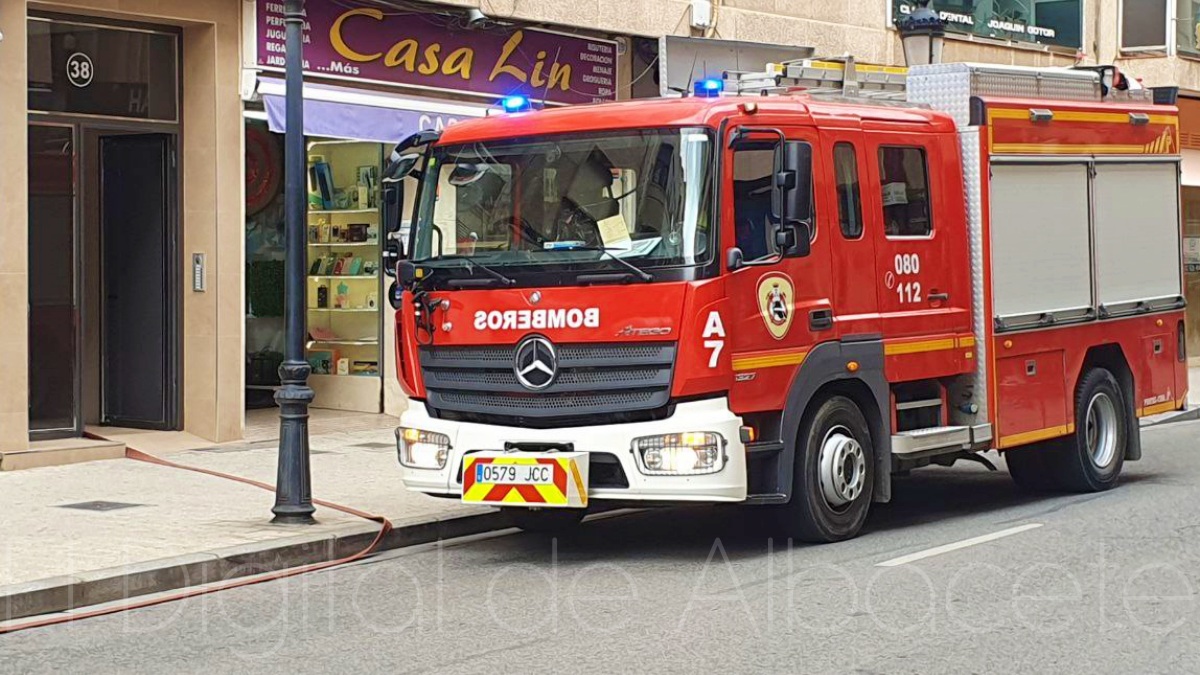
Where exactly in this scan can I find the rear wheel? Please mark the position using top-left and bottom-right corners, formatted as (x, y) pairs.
(506, 507), (586, 534)
(779, 396), (874, 543)
(1052, 368), (1127, 492)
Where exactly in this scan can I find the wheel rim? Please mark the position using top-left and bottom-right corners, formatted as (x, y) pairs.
(818, 425), (867, 510)
(1085, 391), (1119, 469)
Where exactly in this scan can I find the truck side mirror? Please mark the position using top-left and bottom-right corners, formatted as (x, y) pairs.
(775, 226), (797, 252)
(772, 141), (813, 258)
(781, 222), (811, 258)
(381, 152), (420, 278)
(381, 179), (405, 277)
(726, 247), (745, 271)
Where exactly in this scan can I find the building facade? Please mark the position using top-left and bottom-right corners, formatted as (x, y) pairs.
(1, 0), (1195, 460)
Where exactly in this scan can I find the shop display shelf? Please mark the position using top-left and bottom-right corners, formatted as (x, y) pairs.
(308, 208), (379, 215)
(307, 274), (378, 279)
(307, 339), (379, 346)
(307, 308), (377, 313)
(307, 241), (379, 247)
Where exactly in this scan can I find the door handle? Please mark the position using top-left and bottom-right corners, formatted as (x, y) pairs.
(928, 292), (949, 301)
(809, 309), (834, 331)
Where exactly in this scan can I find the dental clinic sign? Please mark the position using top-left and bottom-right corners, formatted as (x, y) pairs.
(892, 0), (1082, 51)
(255, 0), (617, 104)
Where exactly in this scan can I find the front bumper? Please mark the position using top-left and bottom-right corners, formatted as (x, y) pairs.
(397, 397), (748, 502)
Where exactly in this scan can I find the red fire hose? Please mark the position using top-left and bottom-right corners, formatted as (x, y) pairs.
(0, 447), (393, 635)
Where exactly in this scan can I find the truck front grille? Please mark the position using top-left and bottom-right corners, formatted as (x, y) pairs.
(419, 341), (675, 426)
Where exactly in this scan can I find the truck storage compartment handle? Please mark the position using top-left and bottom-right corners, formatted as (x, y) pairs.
(809, 309), (833, 331)
(928, 292), (950, 301)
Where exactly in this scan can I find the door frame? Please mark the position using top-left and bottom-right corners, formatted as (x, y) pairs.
(30, 115), (184, 433)
(97, 130), (182, 430)
(27, 121), (84, 440)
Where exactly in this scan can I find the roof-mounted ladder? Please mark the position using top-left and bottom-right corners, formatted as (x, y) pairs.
(724, 56), (909, 101)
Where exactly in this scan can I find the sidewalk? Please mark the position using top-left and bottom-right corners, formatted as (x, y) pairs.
(0, 413), (504, 623)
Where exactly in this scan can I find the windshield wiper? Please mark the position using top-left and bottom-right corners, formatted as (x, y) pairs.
(429, 255), (516, 286)
(546, 245), (654, 282)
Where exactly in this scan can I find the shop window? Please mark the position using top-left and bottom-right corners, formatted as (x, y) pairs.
(878, 146), (932, 238)
(834, 142), (863, 239)
(1121, 0), (1168, 51)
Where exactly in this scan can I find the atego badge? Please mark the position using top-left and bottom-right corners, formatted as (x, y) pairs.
(756, 273), (795, 340)
(513, 335), (558, 390)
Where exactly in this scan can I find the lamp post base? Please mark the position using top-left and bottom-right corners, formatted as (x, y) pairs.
(271, 360), (316, 524)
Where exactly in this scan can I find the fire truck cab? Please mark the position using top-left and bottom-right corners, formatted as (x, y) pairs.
(386, 60), (1188, 542)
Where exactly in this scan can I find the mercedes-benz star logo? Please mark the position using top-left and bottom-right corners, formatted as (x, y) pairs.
(513, 336), (557, 391)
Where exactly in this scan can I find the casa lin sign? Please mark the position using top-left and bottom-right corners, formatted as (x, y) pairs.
(255, 0), (618, 105)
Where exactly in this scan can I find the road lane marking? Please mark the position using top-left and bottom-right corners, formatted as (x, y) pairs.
(876, 523), (1043, 567)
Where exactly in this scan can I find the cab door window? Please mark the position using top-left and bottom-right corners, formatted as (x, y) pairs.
(732, 140), (814, 260)
(732, 141), (776, 260)
(834, 142), (863, 239)
(878, 146), (932, 237)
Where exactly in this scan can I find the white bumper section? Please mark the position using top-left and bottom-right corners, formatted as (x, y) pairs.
(397, 397), (748, 502)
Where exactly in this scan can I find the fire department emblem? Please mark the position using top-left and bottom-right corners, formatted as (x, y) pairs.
(756, 273), (794, 340)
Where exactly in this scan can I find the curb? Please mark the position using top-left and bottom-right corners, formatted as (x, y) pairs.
(1, 509), (509, 625)
(1140, 406), (1200, 427)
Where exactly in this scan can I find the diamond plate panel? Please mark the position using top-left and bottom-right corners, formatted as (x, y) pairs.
(907, 63), (1101, 129)
(959, 126), (989, 424)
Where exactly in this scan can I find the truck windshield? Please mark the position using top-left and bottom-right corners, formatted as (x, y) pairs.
(410, 128), (715, 276)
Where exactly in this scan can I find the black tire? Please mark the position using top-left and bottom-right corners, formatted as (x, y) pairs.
(506, 508), (586, 534)
(778, 396), (875, 543)
(1004, 442), (1057, 492)
(1050, 368), (1128, 492)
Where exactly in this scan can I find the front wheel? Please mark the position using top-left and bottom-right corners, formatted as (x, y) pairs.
(778, 396), (875, 543)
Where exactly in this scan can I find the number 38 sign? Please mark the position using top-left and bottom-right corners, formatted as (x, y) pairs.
(66, 52), (94, 88)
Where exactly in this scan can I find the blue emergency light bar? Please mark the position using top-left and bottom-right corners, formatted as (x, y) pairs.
(500, 95), (533, 113)
(694, 78), (724, 97)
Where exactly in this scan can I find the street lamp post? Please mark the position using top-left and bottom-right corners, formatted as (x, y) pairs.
(898, 0), (946, 67)
(272, 0), (316, 525)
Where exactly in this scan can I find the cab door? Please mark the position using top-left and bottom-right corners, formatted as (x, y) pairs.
(725, 125), (835, 414)
(864, 133), (970, 339)
(819, 128), (880, 338)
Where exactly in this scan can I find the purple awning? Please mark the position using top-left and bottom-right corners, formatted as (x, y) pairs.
(260, 78), (484, 144)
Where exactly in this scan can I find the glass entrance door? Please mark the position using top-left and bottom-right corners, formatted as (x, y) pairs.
(28, 124), (80, 436)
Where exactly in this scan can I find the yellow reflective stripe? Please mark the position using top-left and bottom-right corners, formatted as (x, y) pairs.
(731, 350), (808, 372)
(987, 108), (1176, 126)
(998, 423), (1074, 449)
(569, 461), (588, 507)
(884, 338), (956, 356)
(957, 336), (976, 348)
(992, 143), (1149, 154)
(1139, 400), (1178, 417)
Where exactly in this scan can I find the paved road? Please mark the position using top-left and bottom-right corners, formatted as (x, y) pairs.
(5, 420), (1200, 674)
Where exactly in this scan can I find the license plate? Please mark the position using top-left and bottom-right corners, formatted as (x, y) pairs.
(462, 452), (589, 508)
(475, 463), (554, 485)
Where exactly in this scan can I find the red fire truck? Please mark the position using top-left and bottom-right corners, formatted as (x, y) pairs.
(384, 59), (1188, 542)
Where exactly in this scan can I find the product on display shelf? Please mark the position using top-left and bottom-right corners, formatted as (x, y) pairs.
(335, 281), (350, 309)
(316, 284), (329, 308)
(308, 156), (335, 209)
(306, 350), (337, 375)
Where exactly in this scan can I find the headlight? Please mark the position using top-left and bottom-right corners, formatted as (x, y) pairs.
(633, 432), (725, 475)
(397, 427), (450, 469)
